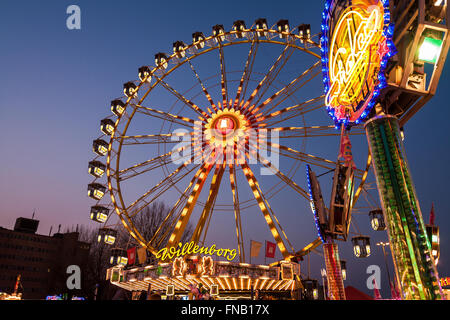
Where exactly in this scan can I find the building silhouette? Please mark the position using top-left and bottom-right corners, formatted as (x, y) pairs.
(0, 217), (90, 299)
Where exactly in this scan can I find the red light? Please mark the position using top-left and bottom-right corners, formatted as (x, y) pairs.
(215, 117), (234, 135)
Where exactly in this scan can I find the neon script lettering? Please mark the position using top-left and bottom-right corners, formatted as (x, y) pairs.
(326, 6), (382, 109)
(156, 241), (237, 261)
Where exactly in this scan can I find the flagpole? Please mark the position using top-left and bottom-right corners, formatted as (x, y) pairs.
(264, 240), (267, 265)
(250, 240), (252, 265)
(338, 124), (345, 161)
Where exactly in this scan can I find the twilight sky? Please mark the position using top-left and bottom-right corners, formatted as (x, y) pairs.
(1, 0), (449, 296)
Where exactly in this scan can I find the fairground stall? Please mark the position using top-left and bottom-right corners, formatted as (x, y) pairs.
(107, 257), (302, 300)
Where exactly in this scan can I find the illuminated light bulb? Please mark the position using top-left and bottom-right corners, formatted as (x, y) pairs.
(354, 245), (361, 257)
(106, 236), (114, 244)
(94, 167), (104, 177)
(94, 189), (104, 199)
(371, 218), (379, 230)
(215, 116), (234, 135)
(220, 119), (228, 129)
(418, 37), (443, 64)
(313, 289), (318, 300)
(432, 234), (439, 244)
(111, 100), (125, 116)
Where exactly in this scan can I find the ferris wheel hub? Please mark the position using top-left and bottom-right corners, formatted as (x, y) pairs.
(215, 116), (235, 135)
(205, 107), (248, 149)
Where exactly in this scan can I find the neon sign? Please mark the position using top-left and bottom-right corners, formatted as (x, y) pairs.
(321, 0), (396, 128)
(440, 277), (450, 287)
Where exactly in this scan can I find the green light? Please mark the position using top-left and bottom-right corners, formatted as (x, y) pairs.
(418, 37), (443, 64)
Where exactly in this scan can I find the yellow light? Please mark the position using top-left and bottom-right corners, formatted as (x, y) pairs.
(354, 245), (361, 257)
(95, 167), (104, 176)
(224, 277), (231, 290)
(96, 145), (107, 156)
(93, 189), (104, 199)
(371, 218), (379, 230)
(105, 124), (114, 134)
(105, 235), (116, 245)
(112, 104), (124, 115)
(366, 244), (371, 256)
(91, 211), (107, 223)
(99, 213), (107, 222)
(260, 279), (267, 290)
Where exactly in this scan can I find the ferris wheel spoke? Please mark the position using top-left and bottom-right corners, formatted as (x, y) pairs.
(198, 186), (218, 247)
(252, 61), (322, 116)
(260, 142), (365, 178)
(257, 95), (325, 127)
(149, 185), (192, 249)
(263, 141), (336, 170)
(245, 44), (295, 112)
(127, 161), (201, 219)
(187, 59), (217, 112)
(352, 151), (372, 208)
(191, 164), (226, 245)
(116, 132), (195, 145)
(246, 143), (310, 200)
(272, 125), (365, 138)
(218, 41), (229, 108)
(235, 39), (259, 105)
(134, 104), (197, 127)
(229, 164), (245, 263)
(240, 162), (294, 260)
(151, 74), (209, 120)
(147, 158), (211, 248)
(165, 159), (214, 251)
(118, 144), (190, 181)
(264, 105), (326, 128)
(151, 147), (214, 248)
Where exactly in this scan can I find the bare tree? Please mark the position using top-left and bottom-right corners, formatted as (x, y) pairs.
(63, 201), (194, 298)
(123, 202), (194, 264)
(58, 224), (113, 299)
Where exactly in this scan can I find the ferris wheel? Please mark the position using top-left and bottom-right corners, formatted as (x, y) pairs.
(87, 18), (374, 264)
